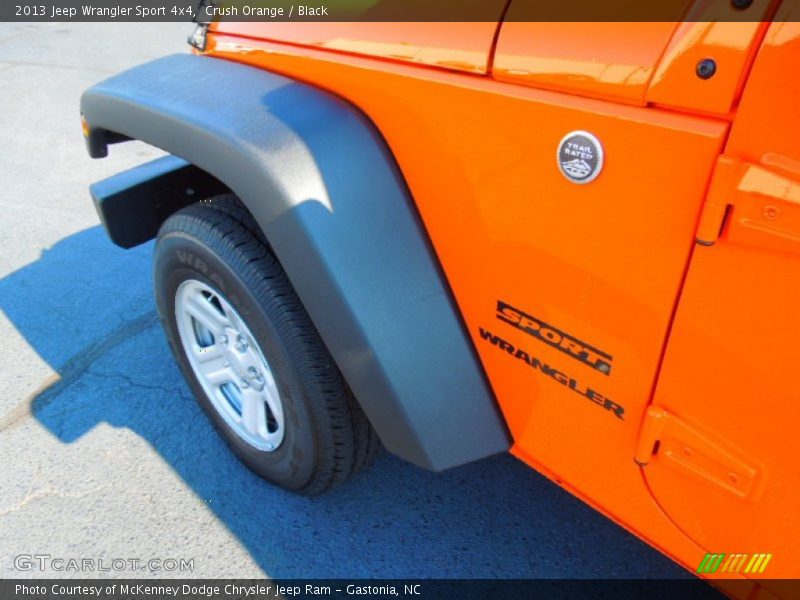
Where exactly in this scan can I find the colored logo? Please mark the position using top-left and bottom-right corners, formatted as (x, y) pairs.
(696, 553), (772, 575)
(557, 131), (604, 184)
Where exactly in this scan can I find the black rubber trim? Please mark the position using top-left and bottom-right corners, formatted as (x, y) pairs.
(90, 155), (227, 249)
(81, 53), (510, 471)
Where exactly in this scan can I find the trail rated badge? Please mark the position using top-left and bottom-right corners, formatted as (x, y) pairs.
(557, 131), (604, 184)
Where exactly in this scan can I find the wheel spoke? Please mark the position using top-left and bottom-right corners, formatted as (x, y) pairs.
(241, 388), (267, 436)
(261, 370), (284, 427)
(226, 309), (250, 342)
(195, 347), (232, 385)
(185, 293), (230, 334)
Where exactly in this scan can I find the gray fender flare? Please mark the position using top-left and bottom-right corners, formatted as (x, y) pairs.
(81, 53), (510, 470)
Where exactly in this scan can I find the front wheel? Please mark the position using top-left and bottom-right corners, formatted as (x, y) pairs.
(153, 195), (378, 495)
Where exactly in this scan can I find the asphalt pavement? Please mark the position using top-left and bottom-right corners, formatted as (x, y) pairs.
(0, 22), (692, 580)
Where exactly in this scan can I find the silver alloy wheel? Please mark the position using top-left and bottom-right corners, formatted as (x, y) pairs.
(174, 279), (285, 451)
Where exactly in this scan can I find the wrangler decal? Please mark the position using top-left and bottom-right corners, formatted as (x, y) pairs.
(478, 327), (625, 420)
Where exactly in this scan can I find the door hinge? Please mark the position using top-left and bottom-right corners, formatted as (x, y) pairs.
(695, 153), (800, 256)
(635, 406), (760, 501)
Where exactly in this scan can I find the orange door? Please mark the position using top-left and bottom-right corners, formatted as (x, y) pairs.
(639, 6), (800, 582)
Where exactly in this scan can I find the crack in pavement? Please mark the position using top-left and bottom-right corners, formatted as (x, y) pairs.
(0, 483), (113, 518)
(87, 367), (188, 396)
(0, 312), (160, 433)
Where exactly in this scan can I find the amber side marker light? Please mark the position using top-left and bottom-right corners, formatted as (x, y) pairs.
(81, 115), (90, 138)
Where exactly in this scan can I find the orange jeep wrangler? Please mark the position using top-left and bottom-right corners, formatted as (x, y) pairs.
(80, 0), (800, 591)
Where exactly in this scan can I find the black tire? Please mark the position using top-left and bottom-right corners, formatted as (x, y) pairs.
(153, 194), (379, 495)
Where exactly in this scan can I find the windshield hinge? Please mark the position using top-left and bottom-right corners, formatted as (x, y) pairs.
(695, 154), (800, 256)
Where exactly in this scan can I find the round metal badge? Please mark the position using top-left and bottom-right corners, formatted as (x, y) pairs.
(557, 131), (604, 185)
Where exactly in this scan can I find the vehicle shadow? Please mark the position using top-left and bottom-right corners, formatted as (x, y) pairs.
(0, 226), (692, 579)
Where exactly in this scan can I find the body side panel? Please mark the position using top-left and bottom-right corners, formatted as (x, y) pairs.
(203, 32), (729, 573)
